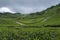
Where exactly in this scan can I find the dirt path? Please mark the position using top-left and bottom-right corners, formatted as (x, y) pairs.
(40, 17), (51, 23)
(40, 15), (55, 23)
(16, 21), (25, 26)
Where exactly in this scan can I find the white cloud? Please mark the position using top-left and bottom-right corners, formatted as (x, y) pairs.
(0, 7), (15, 13)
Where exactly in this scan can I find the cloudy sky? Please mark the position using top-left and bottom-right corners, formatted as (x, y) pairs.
(0, 0), (60, 13)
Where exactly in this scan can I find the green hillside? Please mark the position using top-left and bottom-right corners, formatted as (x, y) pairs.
(0, 4), (60, 27)
(0, 12), (24, 27)
(18, 4), (60, 27)
(0, 4), (60, 40)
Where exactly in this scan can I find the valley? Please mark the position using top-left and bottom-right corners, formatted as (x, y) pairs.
(0, 4), (60, 40)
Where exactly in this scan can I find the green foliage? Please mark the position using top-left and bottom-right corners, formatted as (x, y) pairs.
(0, 27), (59, 40)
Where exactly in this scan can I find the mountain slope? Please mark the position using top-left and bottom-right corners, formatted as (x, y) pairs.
(0, 4), (60, 27)
(18, 4), (60, 27)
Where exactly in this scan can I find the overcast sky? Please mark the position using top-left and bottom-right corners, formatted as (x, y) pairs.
(0, 0), (60, 13)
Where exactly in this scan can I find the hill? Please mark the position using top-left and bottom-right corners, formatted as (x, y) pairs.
(0, 12), (23, 27)
(18, 4), (60, 27)
(0, 4), (60, 40)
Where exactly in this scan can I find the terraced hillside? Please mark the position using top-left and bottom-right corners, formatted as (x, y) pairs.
(0, 4), (60, 40)
(18, 4), (60, 27)
(0, 13), (23, 27)
(0, 4), (60, 27)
